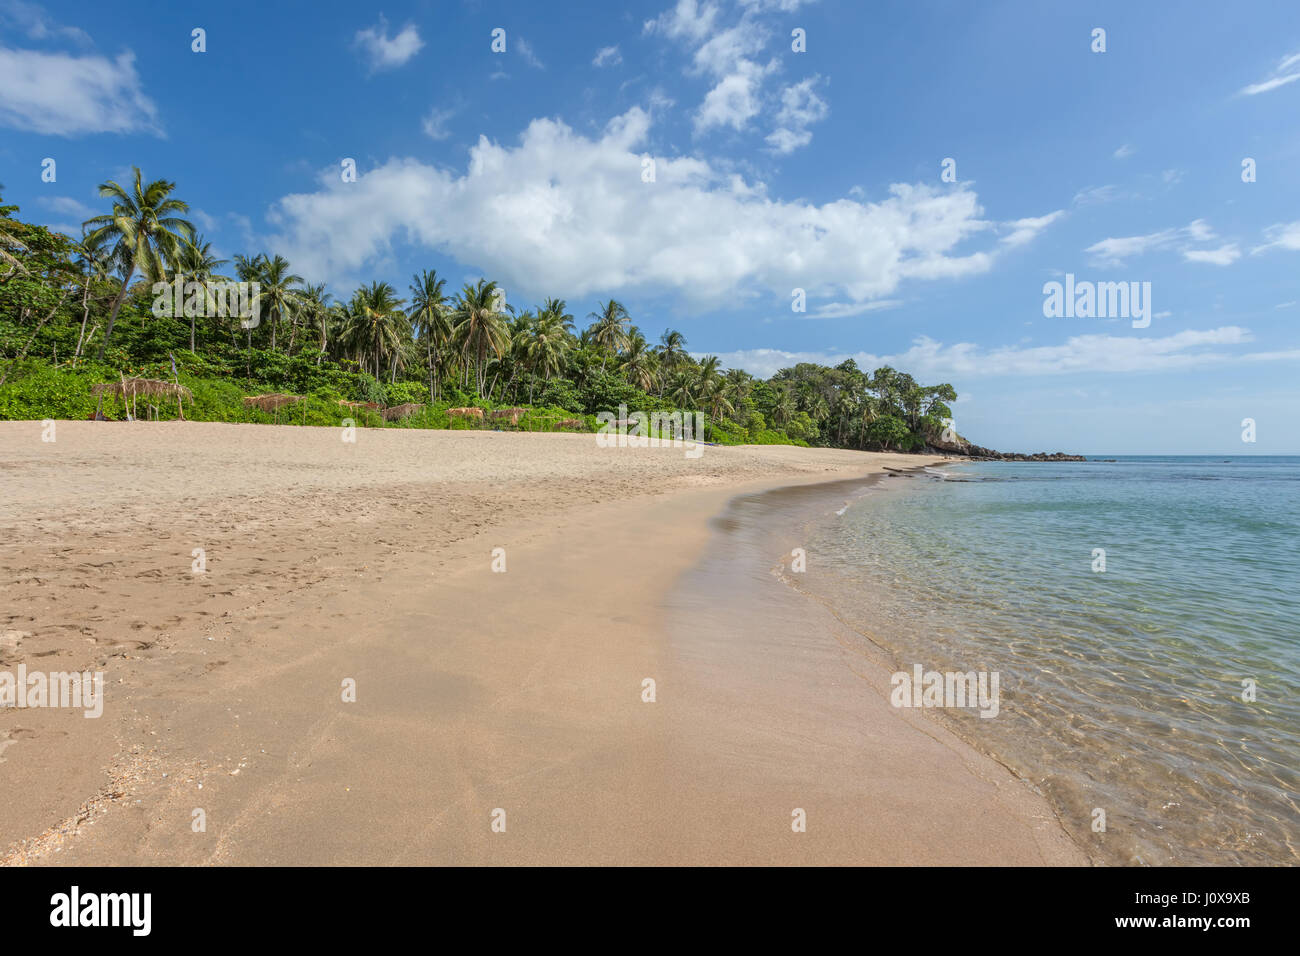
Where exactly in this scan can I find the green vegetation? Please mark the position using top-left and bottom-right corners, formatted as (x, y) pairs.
(0, 172), (957, 451)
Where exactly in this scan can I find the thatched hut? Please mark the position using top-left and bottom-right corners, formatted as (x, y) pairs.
(490, 407), (527, 426)
(382, 402), (425, 421)
(338, 400), (383, 411)
(553, 418), (585, 431)
(243, 393), (305, 424)
(448, 407), (484, 421)
(91, 377), (193, 421)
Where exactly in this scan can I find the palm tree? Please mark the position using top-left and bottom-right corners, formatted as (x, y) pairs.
(252, 254), (302, 354)
(521, 305), (573, 402)
(231, 253), (263, 353)
(451, 279), (510, 398)
(408, 269), (450, 402)
(657, 329), (687, 392)
(342, 281), (407, 380)
(83, 167), (195, 359)
(667, 370), (696, 408)
(173, 235), (228, 351)
(588, 299), (630, 371)
(298, 283), (333, 365)
(619, 328), (658, 392)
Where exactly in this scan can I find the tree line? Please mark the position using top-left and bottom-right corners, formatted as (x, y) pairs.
(0, 168), (957, 450)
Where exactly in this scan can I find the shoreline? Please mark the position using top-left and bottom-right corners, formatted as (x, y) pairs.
(0, 421), (1080, 864)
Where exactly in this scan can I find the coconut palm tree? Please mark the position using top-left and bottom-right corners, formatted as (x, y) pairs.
(619, 328), (658, 392)
(451, 279), (510, 398)
(408, 269), (450, 402)
(342, 281), (407, 380)
(251, 254), (302, 354)
(173, 236), (228, 351)
(297, 283), (333, 365)
(656, 328), (687, 392)
(588, 299), (630, 371)
(521, 306), (573, 402)
(83, 167), (195, 359)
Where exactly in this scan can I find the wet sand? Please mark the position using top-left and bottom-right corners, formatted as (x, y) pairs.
(0, 421), (1084, 864)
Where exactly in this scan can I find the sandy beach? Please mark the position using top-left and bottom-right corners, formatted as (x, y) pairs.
(0, 421), (1084, 865)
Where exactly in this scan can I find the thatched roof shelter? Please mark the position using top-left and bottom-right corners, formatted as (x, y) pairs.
(490, 407), (527, 425)
(448, 407), (484, 420)
(553, 418), (585, 430)
(91, 377), (193, 402)
(243, 393), (304, 413)
(382, 402), (425, 421)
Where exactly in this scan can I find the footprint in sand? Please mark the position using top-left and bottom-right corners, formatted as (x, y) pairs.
(0, 728), (38, 763)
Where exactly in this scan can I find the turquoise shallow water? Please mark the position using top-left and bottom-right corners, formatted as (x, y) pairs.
(798, 456), (1300, 865)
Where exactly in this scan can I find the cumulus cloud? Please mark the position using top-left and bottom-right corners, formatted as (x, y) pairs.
(265, 108), (1026, 307)
(696, 59), (775, 132)
(643, 0), (722, 43)
(766, 75), (828, 153)
(712, 327), (1264, 380)
(646, 0), (813, 142)
(0, 47), (160, 135)
(353, 16), (423, 72)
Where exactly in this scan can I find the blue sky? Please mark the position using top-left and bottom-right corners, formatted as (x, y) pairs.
(2, 0), (1299, 453)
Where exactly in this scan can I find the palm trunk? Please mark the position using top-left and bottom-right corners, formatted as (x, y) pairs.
(95, 267), (134, 361)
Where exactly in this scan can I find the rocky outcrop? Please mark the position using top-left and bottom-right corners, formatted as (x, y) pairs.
(925, 435), (1086, 461)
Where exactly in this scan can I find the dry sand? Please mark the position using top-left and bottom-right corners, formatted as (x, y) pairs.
(0, 420), (1085, 865)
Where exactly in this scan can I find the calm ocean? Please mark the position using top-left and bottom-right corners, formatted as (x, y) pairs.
(795, 456), (1300, 865)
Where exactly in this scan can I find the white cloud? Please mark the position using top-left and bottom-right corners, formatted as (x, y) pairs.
(1182, 243), (1240, 266)
(422, 105), (456, 140)
(353, 16), (423, 72)
(643, 0), (722, 43)
(1072, 185), (1122, 206)
(1238, 51), (1300, 95)
(1085, 219), (1218, 266)
(515, 37), (544, 70)
(592, 45), (622, 67)
(713, 327), (1265, 380)
(0, 47), (160, 136)
(0, 1), (92, 46)
(696, 59), (775, 132)
(1113, 144), (1135, 159)
(37, 195), (95, 219)
(266, 108), (1017, 308)
(1000, 211), (1064, 248)
(1252, 220), (1300, 254)
(766, 75), (828, 153)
